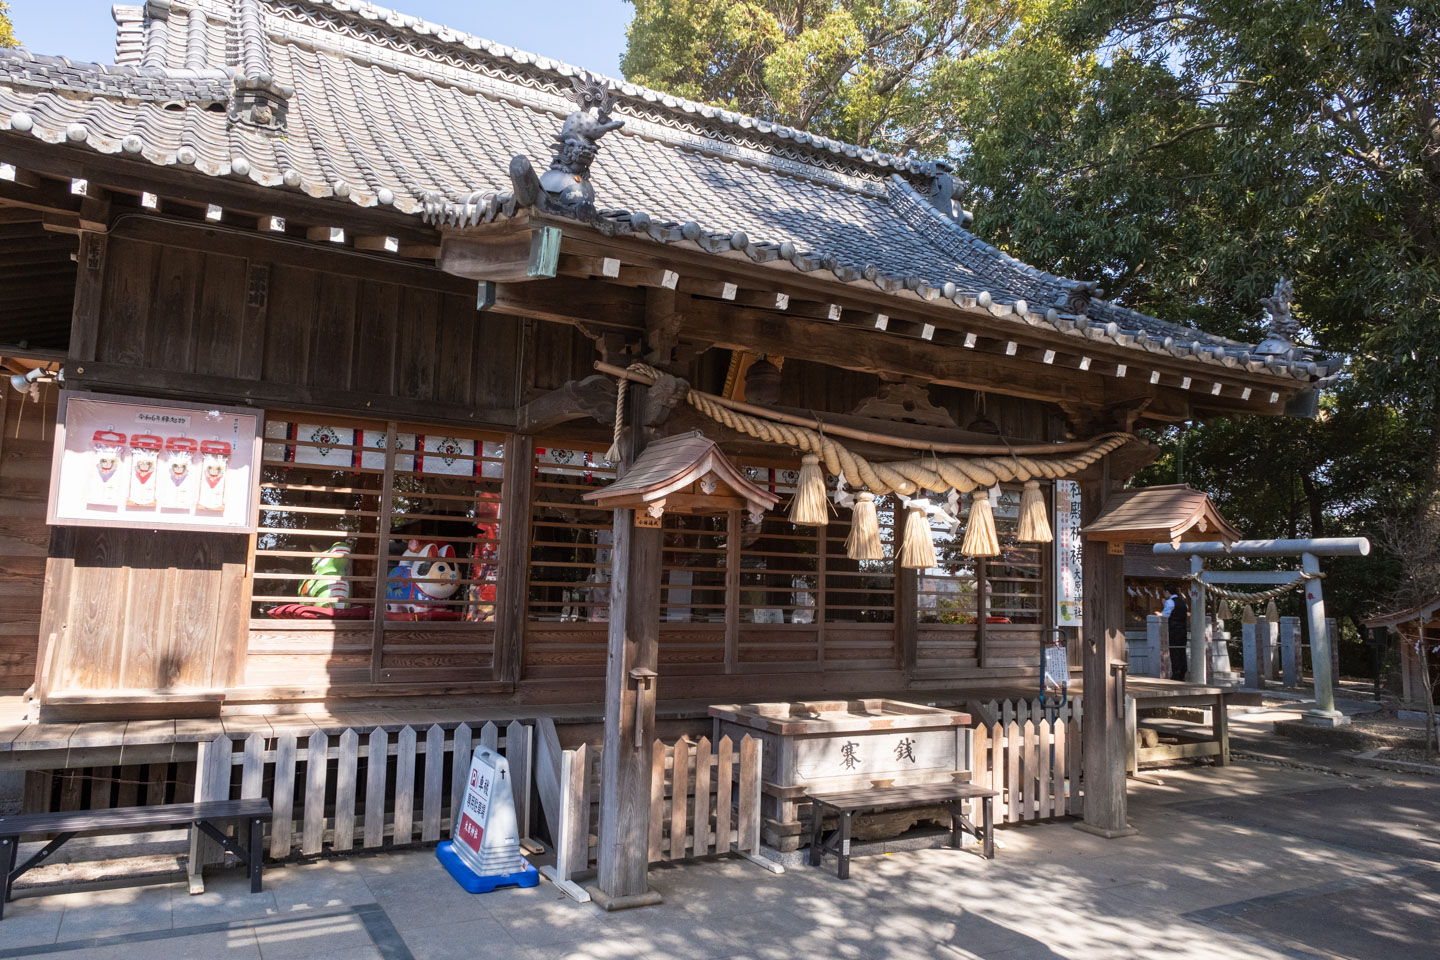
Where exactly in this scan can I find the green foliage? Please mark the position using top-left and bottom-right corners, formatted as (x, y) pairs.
(0, 2), (17, 49)
(623, 0), (1440, 620)
(622, 1), (1031, 154)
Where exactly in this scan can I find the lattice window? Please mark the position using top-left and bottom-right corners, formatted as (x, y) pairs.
(918, 496), (979, 625)
(662, 513), (729, 624)
(253, 417), (386, 619)
(986, 486), (1045, 624)
(823, 491), (897, 623)
(736, 464), (819, 625)
(253, 416), (505, 623)
(527, 445), (616, 622)
(383, 431), (505, 621)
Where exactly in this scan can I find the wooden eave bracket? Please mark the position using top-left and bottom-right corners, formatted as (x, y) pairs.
(438, 217), (562, 283)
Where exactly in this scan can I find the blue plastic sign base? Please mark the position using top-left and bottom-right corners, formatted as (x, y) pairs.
(436, 841), (539, 894)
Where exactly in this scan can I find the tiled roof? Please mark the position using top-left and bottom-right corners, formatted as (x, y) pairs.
(0, 0), (1332, 383)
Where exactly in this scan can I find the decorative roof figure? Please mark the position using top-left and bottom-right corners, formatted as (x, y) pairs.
(1256, 278), (1298, 356)
(540, 74), (624, 206)
(926, 163), (973, 226)
(1055, 280), (1102, 317)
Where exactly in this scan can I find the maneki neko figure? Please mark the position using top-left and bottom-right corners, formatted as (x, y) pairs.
(197, 439), (232, 512)
(386, 540), (463, 617)
(88, 429), (126, 506)
(126, 434), (162, 507)
(161, 436), (199, 509)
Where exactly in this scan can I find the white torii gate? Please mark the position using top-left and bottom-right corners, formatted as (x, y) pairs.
(1153, 537), (1369, 726)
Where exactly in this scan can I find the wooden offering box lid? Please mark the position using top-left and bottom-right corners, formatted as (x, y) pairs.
(709, 699), (971, 736)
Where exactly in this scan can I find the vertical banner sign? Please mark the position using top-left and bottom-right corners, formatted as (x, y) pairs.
(1055, 480), (1083, 627)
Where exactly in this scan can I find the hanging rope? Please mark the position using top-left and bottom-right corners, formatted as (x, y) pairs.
(606, 362), (1131, 495)
(1191, 571), (1324, 606)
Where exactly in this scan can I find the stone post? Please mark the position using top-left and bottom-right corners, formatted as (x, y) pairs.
(1280, 616), (1300, 687)
(1242, 617), (1260, 689)
(1146, 615), (1165, 679)
(1302, 554), (1345, 725)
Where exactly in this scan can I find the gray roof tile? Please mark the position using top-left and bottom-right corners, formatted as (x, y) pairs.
(0, 0), (1328, 382)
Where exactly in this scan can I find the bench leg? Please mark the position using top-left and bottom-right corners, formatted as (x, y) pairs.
(837, 811), (852, 880)
(949, 803), (963, 850)
(249, 818), (264, 894)
(1, 833), (17, 920)
(982, 797), (994, 860)
(808, 804), (823, 868)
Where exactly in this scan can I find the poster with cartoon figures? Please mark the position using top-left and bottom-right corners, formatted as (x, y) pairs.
(48, 391), (260, 533)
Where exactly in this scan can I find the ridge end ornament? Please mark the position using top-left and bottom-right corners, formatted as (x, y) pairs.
(1256, 277), (1299, 356)
(539, 73), (625, 207)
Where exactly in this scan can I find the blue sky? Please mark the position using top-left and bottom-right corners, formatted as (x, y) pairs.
(7, 1), (634, 77)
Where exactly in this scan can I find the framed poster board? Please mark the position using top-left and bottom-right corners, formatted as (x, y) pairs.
(1054, 479), (1083, 627)
(47, 391), (262, 534)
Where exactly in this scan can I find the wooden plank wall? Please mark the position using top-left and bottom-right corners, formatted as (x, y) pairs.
(42, 526), (248, 694)
(0, 381), (56, 690)
(80, 232), (524, 426)
(28, 227), (1066, 703)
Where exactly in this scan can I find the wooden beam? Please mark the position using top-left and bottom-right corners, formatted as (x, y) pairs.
(556, 229), (1308, 410)
(109, 216), (470, 295)
(438, 221), (562, 282)
(681, 302), (1107, 406)
(517, 374), (617, 434)
(484, 275), (645, 330)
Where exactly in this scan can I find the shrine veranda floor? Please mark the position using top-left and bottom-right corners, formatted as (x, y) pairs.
(3, 750), (1437, 960)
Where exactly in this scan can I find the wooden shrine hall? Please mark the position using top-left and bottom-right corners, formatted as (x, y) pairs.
(0, 0), (1336, 900)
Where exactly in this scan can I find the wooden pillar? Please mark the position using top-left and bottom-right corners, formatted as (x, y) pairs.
(1077, 465), (1136, 838)
(493, 433), (534, 685)
(1187, 554), (1208, 684)
(594, 381), (664, 909)
(896, 504), (918, 673)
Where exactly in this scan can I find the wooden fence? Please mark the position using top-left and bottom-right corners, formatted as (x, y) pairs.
(969, 698), (1083, 824)
(184, 721), (533, 881)
(552, 734), (763, 890)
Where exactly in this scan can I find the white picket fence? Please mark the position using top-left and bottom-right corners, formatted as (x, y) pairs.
(188, 721), (533, 882)
(550, 734), (764, 889)
(968, 698), (1083, 823)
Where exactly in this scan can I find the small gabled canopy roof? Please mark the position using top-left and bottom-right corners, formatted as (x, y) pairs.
(582, 431), (779, 518)
(1084, 484), (1241, 546)
(1363, 597), (1440, 630)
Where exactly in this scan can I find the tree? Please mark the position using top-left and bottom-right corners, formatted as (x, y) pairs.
(621, 1), (1031, 155)
(623, 1), (1440, 638)
(0, 1), (18, 49)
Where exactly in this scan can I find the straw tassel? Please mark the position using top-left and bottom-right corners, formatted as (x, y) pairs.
(900, 499), (937, 569)
(1016, 479), (1052, 542)
(790, 453), (829, 525)
(1242, 604), (1257, 625)
(846, 491), (883, 560)
(961, 488), (1000, 557)
(1265, 599), (1279, 622)
(1216, 597), (1232, 621)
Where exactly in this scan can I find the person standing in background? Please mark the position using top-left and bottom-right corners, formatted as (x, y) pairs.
(1160, 583), (1189, 680)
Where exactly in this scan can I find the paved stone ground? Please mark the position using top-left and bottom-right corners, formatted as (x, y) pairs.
(2, 756), (1434, 959)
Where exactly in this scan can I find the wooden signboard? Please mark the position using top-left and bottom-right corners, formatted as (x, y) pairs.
(47, 390), (261, 534)
(1055, 479), (1083, 626)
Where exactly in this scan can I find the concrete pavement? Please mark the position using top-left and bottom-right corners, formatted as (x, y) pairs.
(1, 758), (1435, 959)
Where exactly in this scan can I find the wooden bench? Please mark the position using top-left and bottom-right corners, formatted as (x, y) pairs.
(0, 798), (272, 919)
(807, 782), (998, 879)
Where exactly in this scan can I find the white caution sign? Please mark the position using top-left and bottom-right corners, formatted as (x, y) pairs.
(452, 746), (523, 879)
